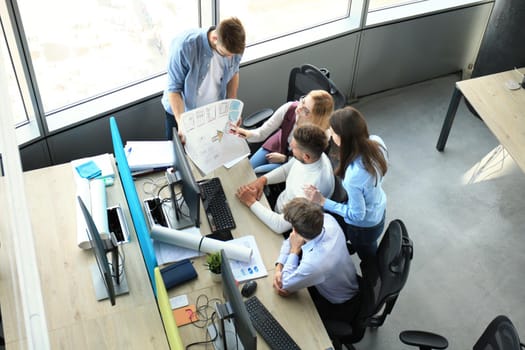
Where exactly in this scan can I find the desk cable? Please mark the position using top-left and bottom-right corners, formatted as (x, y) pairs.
(108, 243), (126, 280)
(185, 294), (224, 349)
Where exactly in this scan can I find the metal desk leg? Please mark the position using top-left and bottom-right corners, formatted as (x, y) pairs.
(436, 87), (463, 151)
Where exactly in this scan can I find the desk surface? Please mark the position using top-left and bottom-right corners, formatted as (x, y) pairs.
(136, 159), (334, 349)
(0, 163), (169, 349)
(457, 69), (525, 172)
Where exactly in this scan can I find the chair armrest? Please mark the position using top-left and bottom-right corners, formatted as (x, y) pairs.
(242, 108), (274, 129)
(399, 330), (449, 349)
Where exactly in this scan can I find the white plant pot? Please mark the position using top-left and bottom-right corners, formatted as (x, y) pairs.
(211, 271), (221, 283)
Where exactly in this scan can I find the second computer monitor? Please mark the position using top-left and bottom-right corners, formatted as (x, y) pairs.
(169, 128), (201, 229)
(77, 196), (129, 305)
(208, 249), (257, 350)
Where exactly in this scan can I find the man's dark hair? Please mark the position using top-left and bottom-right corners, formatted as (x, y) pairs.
(217, 17), (246, 54)
(283, 198), (324, 239)
(293, 123), (328, 161)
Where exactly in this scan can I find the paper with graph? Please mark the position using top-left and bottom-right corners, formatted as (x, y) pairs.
(181, 99), (250, 174)
(228, 235), (268, 283)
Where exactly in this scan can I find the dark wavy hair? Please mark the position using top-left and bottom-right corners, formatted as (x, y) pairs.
(216, 17), (246, 54)
(330, 106), (387, 182)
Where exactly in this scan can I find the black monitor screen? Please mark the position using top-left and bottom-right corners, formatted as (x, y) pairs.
(171, 128), (200, 229)
(77, 196), (116, 305)
(221, 249), (257, 350)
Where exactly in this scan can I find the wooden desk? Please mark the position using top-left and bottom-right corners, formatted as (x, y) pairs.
(135, 159), (334, 349)
(436, 68), (525, 172)
(0, 163), (169, 349)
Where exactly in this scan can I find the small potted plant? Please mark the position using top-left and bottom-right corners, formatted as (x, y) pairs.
(205, 251), (222, 282)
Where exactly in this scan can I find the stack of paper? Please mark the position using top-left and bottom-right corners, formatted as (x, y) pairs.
(124, 140), (175, 172)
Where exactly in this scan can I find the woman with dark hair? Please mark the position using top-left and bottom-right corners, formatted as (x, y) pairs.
(304, 106), (388, 260)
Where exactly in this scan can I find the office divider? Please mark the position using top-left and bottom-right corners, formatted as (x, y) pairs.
(154, 267), (184, 349)
(110, 117), (158, 294)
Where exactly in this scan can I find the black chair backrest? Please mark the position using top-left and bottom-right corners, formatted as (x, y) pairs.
(358, 219), (413, 329)
(287, 64), (346, 110)
(473, 315), (524, 350)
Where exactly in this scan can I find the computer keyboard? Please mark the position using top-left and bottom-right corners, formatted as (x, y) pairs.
(244, 296), (301, 350)
(198, 177), (236, 234)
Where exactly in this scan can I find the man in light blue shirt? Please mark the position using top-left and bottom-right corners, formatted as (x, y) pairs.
(161, 17), (245, 140)
(274, 198), (360, 322)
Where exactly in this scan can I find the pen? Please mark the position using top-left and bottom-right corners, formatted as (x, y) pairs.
(126, 146), (132, 157)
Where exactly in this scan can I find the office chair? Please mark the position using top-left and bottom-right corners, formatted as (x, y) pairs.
(399, 315), (525, 350)
(242, 63), (346, 129)
(324, 219), (414, 350)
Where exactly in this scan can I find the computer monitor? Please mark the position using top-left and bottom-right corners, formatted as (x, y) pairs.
(208, 249), (257, 350)
(168, 128), (201, 229)
(77, 196), (129, 305)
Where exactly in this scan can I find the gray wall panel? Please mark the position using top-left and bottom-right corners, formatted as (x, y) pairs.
(45, 96), (165, 167)
(239, 34), (359, 117)
(354, 4), (492, 97)
(19, 141), (51, 171)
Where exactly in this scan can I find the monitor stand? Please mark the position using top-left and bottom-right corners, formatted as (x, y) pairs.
(207, 318), (246, 350)
(166, 183), (194, 229)
(90, 265), (129, 301)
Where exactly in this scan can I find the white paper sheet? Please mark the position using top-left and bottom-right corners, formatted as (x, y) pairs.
(151, 224), (252, 262)
(227, 235), (268, 282)
(153, 226), (203, 265)
(181, 99), (250, 174)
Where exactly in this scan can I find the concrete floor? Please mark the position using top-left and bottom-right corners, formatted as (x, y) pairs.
(348, 72), (525, 349)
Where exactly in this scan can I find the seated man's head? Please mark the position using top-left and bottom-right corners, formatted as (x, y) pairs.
(290, 123), (328, 164)
(297, 90), (334, 130)
(214, 17), (246, 56)
(283, 198), (324, 240)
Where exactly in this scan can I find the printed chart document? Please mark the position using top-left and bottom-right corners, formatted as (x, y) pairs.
(227, 235), (267, 283)
(181, 99), (250, 174)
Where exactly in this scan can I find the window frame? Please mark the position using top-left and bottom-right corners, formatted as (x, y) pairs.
(5, 0), (489, 147)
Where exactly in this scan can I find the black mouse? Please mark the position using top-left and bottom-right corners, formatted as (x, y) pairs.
(241, 280), (257, 297)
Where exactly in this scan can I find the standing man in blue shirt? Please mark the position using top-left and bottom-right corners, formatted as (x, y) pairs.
(274, 197), (360, 323)
(161, 17), (246, 140)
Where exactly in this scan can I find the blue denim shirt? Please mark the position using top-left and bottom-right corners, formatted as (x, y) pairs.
(324, 135), (387, 227)
(161, 27), (242, 114)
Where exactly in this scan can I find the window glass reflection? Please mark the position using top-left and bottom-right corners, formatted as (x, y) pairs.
(17, 0), (199, 113)
(1, 36), (27, 126)
(220, 0), (350, 45)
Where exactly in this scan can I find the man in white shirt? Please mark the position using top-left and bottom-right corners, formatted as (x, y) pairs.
(236, 123), (334, 234)
(274, 198), (360, 323)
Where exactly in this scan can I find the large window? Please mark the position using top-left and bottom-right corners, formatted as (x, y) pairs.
(16, 0), (200, 114)
(368, 0), (426, 11)
(219, 0), (350, 44)
(1, 35), (26, 126)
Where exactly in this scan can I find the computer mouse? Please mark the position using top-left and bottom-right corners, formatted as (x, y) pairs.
(241, 280), (257, 297)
